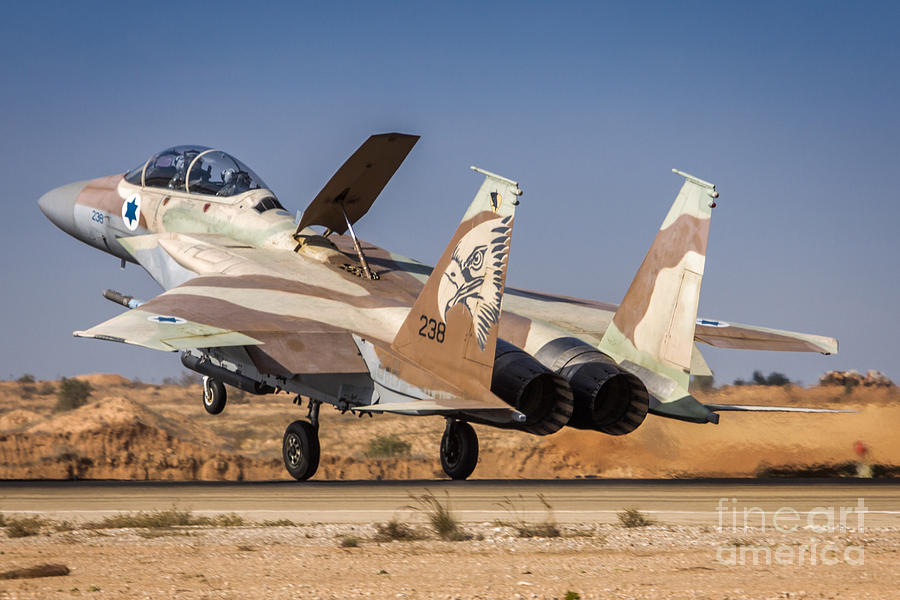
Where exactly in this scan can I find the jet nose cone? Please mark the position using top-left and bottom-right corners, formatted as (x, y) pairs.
(38, 180), (86, 237)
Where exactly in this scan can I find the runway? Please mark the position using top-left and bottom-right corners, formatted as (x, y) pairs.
(2, 479), (898, 526)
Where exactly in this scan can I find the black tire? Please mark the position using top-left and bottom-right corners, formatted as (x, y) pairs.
(440, 421), (478, 480)
(202, 378), (227, 415)
(282, 420), (320, 481)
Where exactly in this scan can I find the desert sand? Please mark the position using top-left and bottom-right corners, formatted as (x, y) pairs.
(0, 375), (896, 481)
(2, 376), (898, 599)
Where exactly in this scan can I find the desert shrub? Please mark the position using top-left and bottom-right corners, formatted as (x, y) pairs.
(339, 535), (360, 547)
(261, 519), (296, 527)
(516, 521), (561, 538)
(5, 516), (47, 538)
(208, 513), (245, 527)
(752, 370), (791, 386)
(411, 491), (470, 541)
(16, 374), (35, 384)
(84, 509), (244, 530)
(617, 507), (654, 528)
(365, 434), (412, 458)
(55, 378), (92, 411)
(179, 372), (202, 386)
(374, 519), (423, 541)
(564, 592), (581, 600)
(38, 381), (55, 395)
(127, 377), (149, 389)
(499, 494), (561, 538)
(734, 371), (792, 387)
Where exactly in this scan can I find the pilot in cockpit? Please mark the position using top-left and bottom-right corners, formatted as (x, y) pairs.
(169, 150), (199, 190)
(219, 168), (252, 196)
(189, 161), (213, 189)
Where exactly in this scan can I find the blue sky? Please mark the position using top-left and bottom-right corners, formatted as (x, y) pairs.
(1, 1), (897, 385)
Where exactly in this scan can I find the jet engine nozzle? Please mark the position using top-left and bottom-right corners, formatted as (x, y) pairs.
(490, 340), (574, 435)
(535, 337), (649, 435)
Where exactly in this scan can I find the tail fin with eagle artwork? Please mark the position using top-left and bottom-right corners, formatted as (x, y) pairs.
(391, 167), (521, 389)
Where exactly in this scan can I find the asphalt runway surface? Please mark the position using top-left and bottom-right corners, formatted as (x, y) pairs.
(2, 479), (898, 527)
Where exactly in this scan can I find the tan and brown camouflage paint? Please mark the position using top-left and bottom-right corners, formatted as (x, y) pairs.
(67, 165), (835, 412)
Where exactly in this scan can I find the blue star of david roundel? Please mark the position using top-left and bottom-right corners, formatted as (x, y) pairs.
(122, 193), (141, 231)
(147, 314), (186, 325)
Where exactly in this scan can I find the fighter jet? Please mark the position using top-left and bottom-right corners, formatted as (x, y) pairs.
(38, 134), (843, 480)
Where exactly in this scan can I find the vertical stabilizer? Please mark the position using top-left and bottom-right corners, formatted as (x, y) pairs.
(598, 170), (719, 417)
(391, 167), (521, 391)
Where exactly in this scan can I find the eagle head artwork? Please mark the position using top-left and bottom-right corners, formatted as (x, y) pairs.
(436, 215), (513, 351)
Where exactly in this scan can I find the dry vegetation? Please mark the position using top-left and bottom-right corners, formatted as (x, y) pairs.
(496, 493), (561, 538)
(373, 519), (424, 541)
(617, 507), (655, 528)
(410, 491), (472, 541)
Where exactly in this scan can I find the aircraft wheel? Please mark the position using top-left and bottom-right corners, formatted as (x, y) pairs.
(202, 377), (227, 415)
(282, 420), (320, 481)
(440, 420), (478, 480)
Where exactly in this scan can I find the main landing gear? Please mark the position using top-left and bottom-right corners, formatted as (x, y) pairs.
(440, 419), (479, 480)
(282, 399), (321, 481)
(277, 400), (480, 482)
(202, 376), (227, 415)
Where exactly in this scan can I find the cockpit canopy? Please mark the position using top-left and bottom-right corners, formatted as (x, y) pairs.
(125, 145), (272, 198)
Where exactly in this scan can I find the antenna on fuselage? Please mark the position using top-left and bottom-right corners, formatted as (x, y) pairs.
(337, 197), (377, 280)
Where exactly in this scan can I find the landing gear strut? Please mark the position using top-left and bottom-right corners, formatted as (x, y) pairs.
(202, 376), (226, 415)
(440, 419), (478, 480)
(282, 398), (321, 481)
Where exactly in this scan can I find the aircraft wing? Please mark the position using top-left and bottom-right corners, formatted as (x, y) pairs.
(693, 319), (838, 354)
(74, 308), (261, 351)
(73, 273), (373, 375)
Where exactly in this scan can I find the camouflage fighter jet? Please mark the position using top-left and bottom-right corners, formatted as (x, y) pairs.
(38, 134), (843, 480)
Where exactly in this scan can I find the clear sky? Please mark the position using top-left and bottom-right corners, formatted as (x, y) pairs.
(1, 1), (897, 386)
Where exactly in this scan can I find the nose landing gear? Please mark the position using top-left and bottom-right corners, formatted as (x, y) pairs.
(202, 376), (227, 415)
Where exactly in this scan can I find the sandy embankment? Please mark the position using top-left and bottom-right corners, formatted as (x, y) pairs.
(0, 376), (896, 480)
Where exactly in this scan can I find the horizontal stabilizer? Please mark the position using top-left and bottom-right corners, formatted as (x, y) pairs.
(694, 319), (838, 355)
(649, 393), (719, 424)
(704, 403), (856, 414)
(296, 132), (419, 235)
